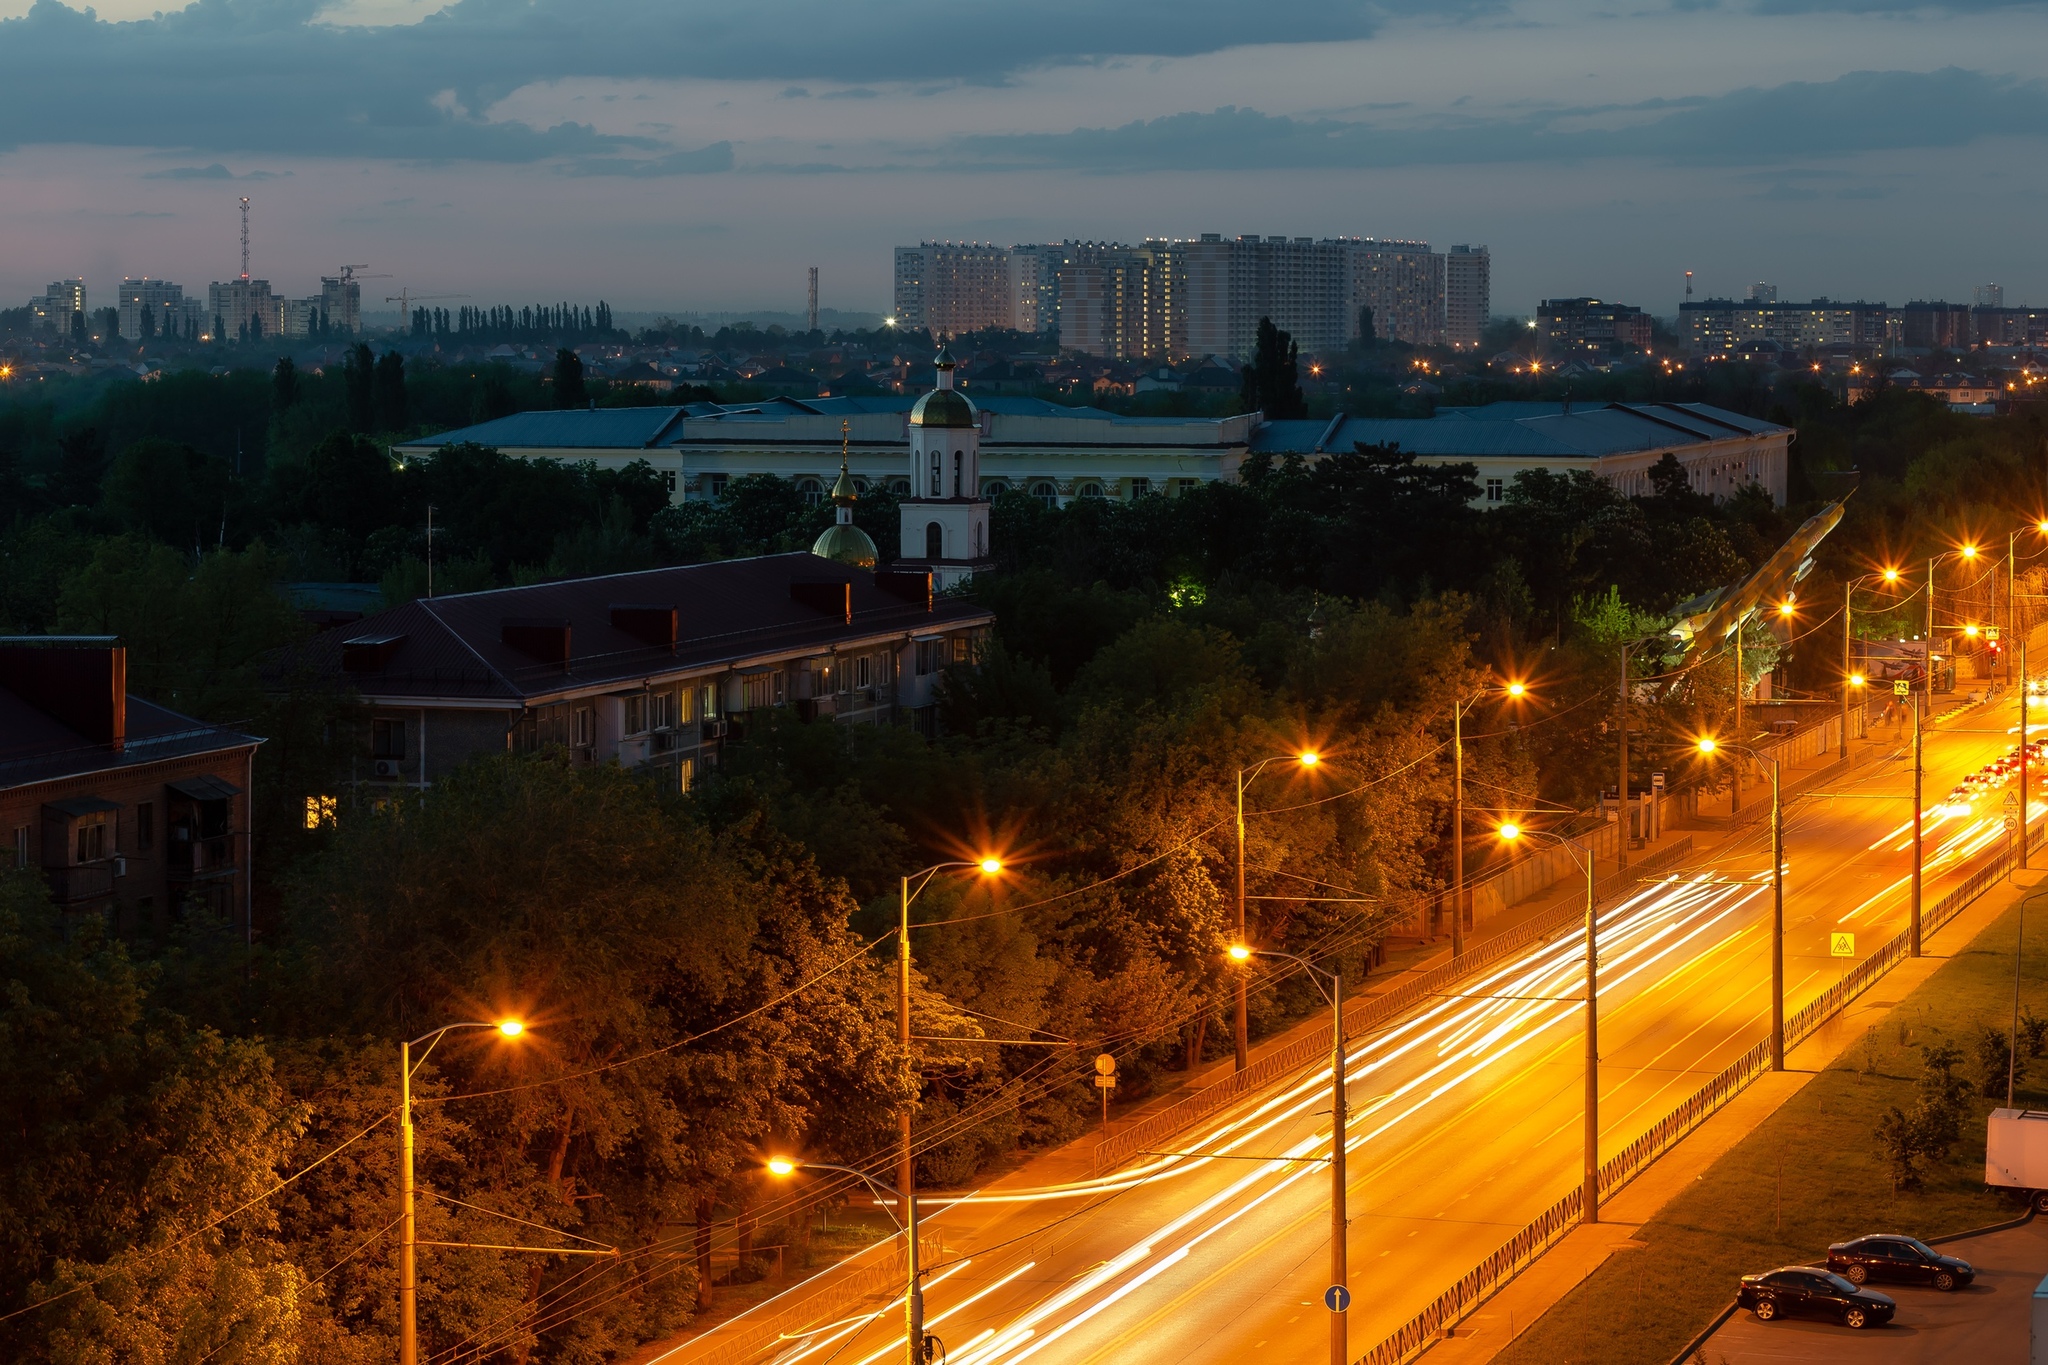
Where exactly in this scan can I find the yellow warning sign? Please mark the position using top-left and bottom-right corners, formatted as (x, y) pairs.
(1831, 932), (1856, 958)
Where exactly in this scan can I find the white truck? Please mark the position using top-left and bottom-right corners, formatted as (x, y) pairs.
(1986, 1109), (2048, 1212)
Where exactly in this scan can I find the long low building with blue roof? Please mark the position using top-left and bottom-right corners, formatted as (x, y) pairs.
(393, 395), (1789, 511)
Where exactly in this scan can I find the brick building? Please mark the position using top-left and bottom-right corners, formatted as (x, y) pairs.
(2, 638), (260, 933)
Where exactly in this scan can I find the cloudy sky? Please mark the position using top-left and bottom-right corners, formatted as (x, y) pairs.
(4, 0), (2046, 319)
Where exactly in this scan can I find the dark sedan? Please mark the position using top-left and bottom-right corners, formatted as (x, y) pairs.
(1828, 1234), (1975, 1290)
(1738, 1266), (1896, 1328)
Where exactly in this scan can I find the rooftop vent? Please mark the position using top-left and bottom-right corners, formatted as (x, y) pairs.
(789, 580), (852, 624)
(610, 604), (679, 648)
(501, 619), (572, 666)
(341, 634), (406, 673)
(874, 570), (933, 611)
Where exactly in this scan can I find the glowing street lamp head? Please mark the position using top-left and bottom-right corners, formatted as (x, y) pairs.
(1966, 624), (1980, 638)
(496, 1019), (525, 1038)
(1778, 600), (1795, 617)
(1226, 944), (1253, 962)
(766, 1158), (797, 1176)
(2037, 520), (2048, 535)
(1298, 751), (1320, 767)
(1883, 567), (1900, 582)
(1505, 681), (1527, 698)
(1962, 544), (1979, 559)
(1850, 673), (1867, 688)
(1497, 823), (1521, 842)
(1696, 737), (1719, 755)
(978, 857), (1003, 875)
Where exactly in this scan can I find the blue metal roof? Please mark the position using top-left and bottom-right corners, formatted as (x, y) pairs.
(1254, 401), (1788, 459)
(411, 407), (688, 449)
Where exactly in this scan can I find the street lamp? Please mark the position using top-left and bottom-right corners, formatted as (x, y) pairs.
(1497, 822), (1599, 1223)
(1450, 679), (1529, 961)
(893, 857), (1002, 1353)
(1228, 944), (1347, 1365)
(1696, 737), (1786, 1070)
(766, 1158), (933, 1365)
(1234, 752), (1322, 1069)
(2011, 893), (2048, 1108)
(398, 1019), (527, 1365)
(1844, 568), (1907, 759)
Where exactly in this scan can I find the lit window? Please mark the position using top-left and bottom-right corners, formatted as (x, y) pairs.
(304, 795), (338, 830)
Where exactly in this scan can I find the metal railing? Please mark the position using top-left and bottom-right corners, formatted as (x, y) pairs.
(1092, 837), (1696, 1174)
(1358, 816), (2039, 1365)
(681, 1228), (947, 1365)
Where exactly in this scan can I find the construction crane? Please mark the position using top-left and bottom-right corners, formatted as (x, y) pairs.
(339, 265), (390, 285)
(386, 289), (470, 331)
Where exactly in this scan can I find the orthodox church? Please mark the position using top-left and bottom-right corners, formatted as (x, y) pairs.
(811, 344), (993, 590)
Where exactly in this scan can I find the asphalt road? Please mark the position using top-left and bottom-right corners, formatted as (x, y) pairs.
(738, 700), (2044, 1365)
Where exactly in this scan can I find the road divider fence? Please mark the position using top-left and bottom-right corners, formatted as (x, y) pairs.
(1093, 837), (1695, 1175)
(1358, 810), (2041, 1365)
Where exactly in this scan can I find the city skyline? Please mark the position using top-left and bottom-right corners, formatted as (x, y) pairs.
(3, 1), (2047, 314)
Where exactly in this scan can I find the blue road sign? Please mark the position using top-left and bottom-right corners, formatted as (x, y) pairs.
(1324, 1284), (1351, 1313)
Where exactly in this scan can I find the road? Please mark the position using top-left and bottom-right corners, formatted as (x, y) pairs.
(750, 700), (2041, 1365)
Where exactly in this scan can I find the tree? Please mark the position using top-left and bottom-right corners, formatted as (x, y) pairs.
(48, 427), (109, 507)
(343, 342), (374, 432)
(373, 349), (408, 432)
(271, 355), (300, 413)
(1356, 306), (1377, 348)
(99, 438), (232, 547)
(1239, 317), (1306, 419)
(554, 348), (586, 409)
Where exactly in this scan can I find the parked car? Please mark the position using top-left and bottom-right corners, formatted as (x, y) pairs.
(1827, 1234), (1974, 1290)
(1737, 1266), (1896, 1328)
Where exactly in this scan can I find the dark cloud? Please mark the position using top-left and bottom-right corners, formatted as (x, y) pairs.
(0, 0), (1426, 160)
(142, 162), (290, 179)
(948, 69), (2048, 171)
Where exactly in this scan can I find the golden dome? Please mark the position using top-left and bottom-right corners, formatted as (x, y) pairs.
(812, 522), (878, 568)
(910, 388), (977, 429)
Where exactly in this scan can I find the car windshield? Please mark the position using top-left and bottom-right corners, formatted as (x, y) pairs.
(1822, 1272), (1860, 1292)
(1900, 1238), (1934, 1257)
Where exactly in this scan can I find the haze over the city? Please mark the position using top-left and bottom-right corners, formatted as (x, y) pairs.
(3, 0), (2046, 314)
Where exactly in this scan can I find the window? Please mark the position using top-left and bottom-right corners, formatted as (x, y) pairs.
(925, 522), (943, 559)
(650, 690), (678, 731)
(952, 635), (971, 664)
(798, 477), (824, 507)
(678, 757), (696, 794)
(984, 480), (1008, 498)
(853, 478), (869, 494)
(706, 473), (728, 499)
(624, 694), (648, 735)
(572, 706), (594, 747)
(660, 471), (677, 496)
(1077, 482), (1104, 499)
(372, 718), (407, 760)
(929, 452), (942, 496)
(1031, 481), (1058, 509)
(678, 686), (698, 725)
(700, 683), (719, 719)
(742, 671), (779, 709)
(1130, 477), (1151, 498)
(953, 451), (964, 497)
(136, 801), (155, 851)
(1485, 477), (1504, 503)
(12, 825), (28, 869)
(890, 478), (911, 495)
(303, 795), (337, 830)
(75, 819), (107, 864)
(915, 640), (944, 676)
(855, 655), (872, 689)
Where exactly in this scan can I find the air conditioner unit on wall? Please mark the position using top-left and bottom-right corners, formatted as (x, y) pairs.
(373, 759), (402, 779)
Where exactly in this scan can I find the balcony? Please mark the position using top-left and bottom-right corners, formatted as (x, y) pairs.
(168, 833), (238, 883)
(45, 861), (116, 904)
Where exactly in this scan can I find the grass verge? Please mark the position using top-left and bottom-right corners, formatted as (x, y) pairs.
(1492, 893), (2048, 1365)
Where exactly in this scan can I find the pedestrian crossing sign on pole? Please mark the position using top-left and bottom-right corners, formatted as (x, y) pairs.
(1831, 932), (1856, 957)
(1893, 680), (1911, 697)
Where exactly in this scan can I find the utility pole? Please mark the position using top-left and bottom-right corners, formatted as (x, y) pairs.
(896, 876), (923, 1365)
(1581, 843), (1598, 1224)
(1842, 578), (1853, 760)
(1731, 622), (1744, 814)
(399, 1037), (417, 1365)
(1770, 755), (1784, 1069)
(1617, 643), (1630, 874)
(425, 504), (435, 598)
(239, 196), (251, 280)
(1328, 965), (1347, 1365)
(1452, 702), (1465, 959)
(808, 267), (820, 333)
(1235, 773), (1249, 1069)
(1912, 690), (1924, 957)
(2025, 639), (2032, 871)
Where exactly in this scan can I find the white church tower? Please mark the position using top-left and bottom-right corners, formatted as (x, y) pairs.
(898, 344), (992, 589)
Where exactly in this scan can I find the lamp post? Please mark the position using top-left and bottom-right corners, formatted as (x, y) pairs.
(2005, 520), (2048, 693)
(1697, 737), (1786, 1070)
(1234, 752), (1321, 1070)
(894, 857), (1002, 1352)
(399, 1019), (527, 1365)
(767, 1159), (931, 1365)
(2012, 893), (2048, 1109)
(1842, 568), (1903, 760)
(1451, 681), (1526, 960)
(1227, 943), (1346, 1365)
(1497, 822), (1599, 1223)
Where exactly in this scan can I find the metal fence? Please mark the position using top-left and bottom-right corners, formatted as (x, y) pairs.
(1091, 837), (1696, 1174)
(678, 1229), (947, 1365)
(1357, 815), (2039, 1365)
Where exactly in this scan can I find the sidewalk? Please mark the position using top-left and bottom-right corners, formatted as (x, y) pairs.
(1427, 865), (2045, 1364)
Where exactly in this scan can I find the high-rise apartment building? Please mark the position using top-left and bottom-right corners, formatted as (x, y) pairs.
(1746, 282), (1779, 303)
(209, 279), (281, 340)
(892, 243), (1013, 336)
(30, 280), (86, 332)
(1975, 284), (2005, 309)
(320, 275), (362, 334)
(117, 279), (193, 340)
(1007, 245), (1063, 334)
(1348, 239), (1445, 347)
(1444, 245), (1490, 348)
(1682, 298), (1895, 355)
(1539, 298), (1653, 354)
(1901, 301), (1972, 351)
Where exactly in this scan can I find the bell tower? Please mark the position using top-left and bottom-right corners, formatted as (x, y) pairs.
(898, 344), (992, 589)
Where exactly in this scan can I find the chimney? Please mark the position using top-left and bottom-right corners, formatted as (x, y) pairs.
(0, 637), (126, 751)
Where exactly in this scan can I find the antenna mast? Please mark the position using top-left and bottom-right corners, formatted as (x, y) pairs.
(240, 197), (251, 280)
(808, 266), (819, 333)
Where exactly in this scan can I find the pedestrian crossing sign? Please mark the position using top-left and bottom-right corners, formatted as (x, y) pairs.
(1831, 932), (1856, 957)
(1893, 680), (1911, 697)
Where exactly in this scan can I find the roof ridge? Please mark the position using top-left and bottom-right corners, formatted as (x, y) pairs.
(416, 598), (520, 694)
